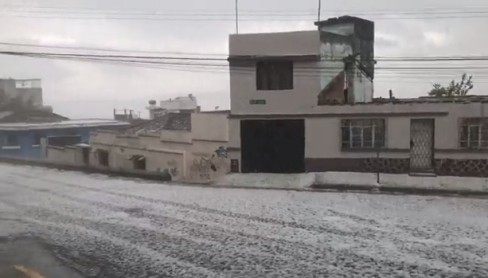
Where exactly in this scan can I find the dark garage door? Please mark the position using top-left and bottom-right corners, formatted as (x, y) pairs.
(241, 119), (305, 173)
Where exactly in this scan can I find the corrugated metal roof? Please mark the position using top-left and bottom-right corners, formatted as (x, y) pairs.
(0, 119), (129, 130)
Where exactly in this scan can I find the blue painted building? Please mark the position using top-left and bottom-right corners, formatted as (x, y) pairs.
(0, 119), (129, 159)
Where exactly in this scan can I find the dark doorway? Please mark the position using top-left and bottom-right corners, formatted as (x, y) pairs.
(81, 147), (90, 165)
(97, 149), (109, 167)
(241, 119), (305, 173)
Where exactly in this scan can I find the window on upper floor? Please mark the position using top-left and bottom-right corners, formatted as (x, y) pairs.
(341, 119), (385, 149)
(256, 60), (293, 90)
(3, 134), (19, 147)
(460, 118), (488, 149)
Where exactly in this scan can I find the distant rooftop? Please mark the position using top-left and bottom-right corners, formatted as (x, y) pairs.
(124, 113), (191, 135)
(314, 15), (374, 27)
(372, 95), (488, 105)
(0, 110), (67, 123)
(15, 79), (42, 89)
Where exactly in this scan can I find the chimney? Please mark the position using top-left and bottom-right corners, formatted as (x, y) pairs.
(389, 89), (393, 100)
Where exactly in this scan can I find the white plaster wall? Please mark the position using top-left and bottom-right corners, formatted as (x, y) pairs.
(229, 31), (320, 56)
(191, 113), (229, 142)
(160, 130), (192, 144)
(304, 102), (488, 160)
(46, 146), (82, 166)
(228, 118), (241, 149)
(229, 30), (372, 115)
(89, 128), (229, 182)
(230, 60), (323, 115)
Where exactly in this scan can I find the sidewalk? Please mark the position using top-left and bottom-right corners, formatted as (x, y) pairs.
(214, 172), (488, 197)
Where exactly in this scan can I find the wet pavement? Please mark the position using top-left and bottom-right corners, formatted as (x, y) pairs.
(0, 238), (83, 278)
(0, 163), (487, 277)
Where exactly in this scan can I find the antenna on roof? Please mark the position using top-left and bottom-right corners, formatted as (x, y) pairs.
(317, 0), (322, 22)
(235, 0), (239, 34)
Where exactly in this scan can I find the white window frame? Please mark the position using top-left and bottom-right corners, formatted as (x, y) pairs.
(348, 123), (376, 148)
(460, 118), (487, 149)
(342, 119), (384, 149)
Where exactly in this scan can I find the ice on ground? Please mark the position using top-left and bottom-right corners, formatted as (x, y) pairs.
(214, 173), (316, 189)
(317, 172), (488, 192)
(216, 171), (488, 192)
(1, 163), (488, 277)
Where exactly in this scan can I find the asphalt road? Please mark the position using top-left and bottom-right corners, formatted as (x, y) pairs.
(0, 163), (487, 277)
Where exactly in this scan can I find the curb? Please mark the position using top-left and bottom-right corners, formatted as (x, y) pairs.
(0, 158), (487, 199)
(311, 183), (488, 198)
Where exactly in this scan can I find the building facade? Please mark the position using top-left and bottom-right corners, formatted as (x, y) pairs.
(147, 94), (199, 119)
(0, 79), (44, 108)
(87, 112), (230, 182)
(0, 119), (129, 159)
(227, 16), (488, 177)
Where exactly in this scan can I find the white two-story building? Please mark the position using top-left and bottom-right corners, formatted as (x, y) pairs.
(227, 16), (488, 177)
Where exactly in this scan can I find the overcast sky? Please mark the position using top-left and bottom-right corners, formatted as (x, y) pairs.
(0, 0), (487, 119)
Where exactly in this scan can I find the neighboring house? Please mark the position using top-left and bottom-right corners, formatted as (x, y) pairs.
(0, 78), (44, 108)
(88, 112), (230, 182)
(227, 15), (488, 177)
(0, 116), (129, 159)
(147, 94), (199, 119)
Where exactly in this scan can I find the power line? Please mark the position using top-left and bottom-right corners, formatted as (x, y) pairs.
(3, 4), (488, 16)
(0, 42), (226, 57)
(1, 9), (488, 21)
(2, 44), (488, 63)
(4, 50), (488, 77)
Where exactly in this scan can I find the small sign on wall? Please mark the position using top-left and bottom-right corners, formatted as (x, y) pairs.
(250, 99), (266, 105)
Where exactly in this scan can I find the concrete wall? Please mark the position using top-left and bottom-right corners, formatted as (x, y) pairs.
(89, 115), (230, 182)
(229, 30), (372, 115)
(16, 88), (43, 108)
(191, 113), (229, 142)
(351, 69), (373, 103)
(0, 79), (17, 98)
(160, 130), (192, 144)
(230, 101), (488, 176)
(0, 79), (43, 108)
(230, 59), (323, 115)
(229, 31), (320, 56)
(306, 102), (488, 159)
(46, 145), (86, 166)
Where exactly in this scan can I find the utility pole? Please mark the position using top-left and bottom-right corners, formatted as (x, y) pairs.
(317, 0), (322, 22)
(235, 0), (239, 34)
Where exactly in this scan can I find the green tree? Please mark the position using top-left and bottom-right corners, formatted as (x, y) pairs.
(428, 73), (474, 97)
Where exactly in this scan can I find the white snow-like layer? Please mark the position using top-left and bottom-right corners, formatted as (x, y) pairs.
(216, 172), (488, 192)
(214, 173), (316, 189)
(316, 172), (488, 192)
(0, 163), (488, 277)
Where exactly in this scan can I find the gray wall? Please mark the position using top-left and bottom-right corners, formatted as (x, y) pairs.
(16, 88), (43, 108)
(229, 31), (320, 56)
(0, 79), (43, 108)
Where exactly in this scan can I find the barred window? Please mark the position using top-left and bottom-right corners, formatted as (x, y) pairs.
(342, 119), (385, 149)
(460, 118), (488, 149)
